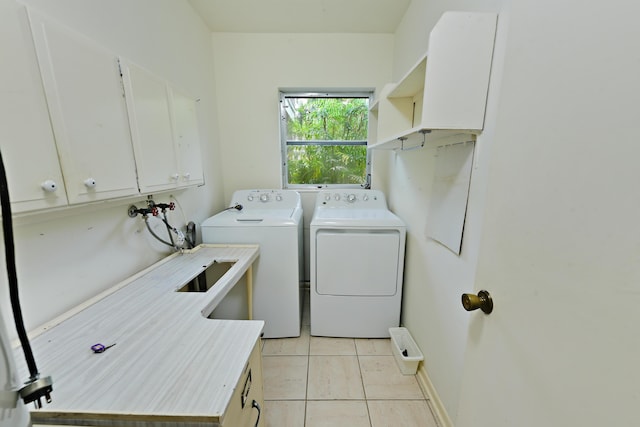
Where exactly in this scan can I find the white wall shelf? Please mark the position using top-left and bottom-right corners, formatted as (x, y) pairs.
(369, 11), (497, 150)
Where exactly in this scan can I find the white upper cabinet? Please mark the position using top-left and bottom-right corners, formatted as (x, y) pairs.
(169, 89), (204, 187)
(27, 10), (140, 204)
(0, 3), (68, 213)
(120, 59), (177, 194)
(421, 12), (496, 130)
(121, 59), (204, 193)
(1, 5), (204, 214)
(370, 12), (498, 150)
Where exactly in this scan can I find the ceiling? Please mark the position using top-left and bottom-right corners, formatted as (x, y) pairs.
(188, 0), (412, 33)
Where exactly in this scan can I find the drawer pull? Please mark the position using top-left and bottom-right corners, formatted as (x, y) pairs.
(241, 369), (252, 408)
(252, 399), (261, 427)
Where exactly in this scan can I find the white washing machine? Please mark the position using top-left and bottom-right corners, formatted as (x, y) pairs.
(201, 189), (303, 338)
(310, 189), (406, 338)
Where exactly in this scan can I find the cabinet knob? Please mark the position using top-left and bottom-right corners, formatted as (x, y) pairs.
(41, 180), (58, 192)
(183, 172), (191, 180)
(170, 173), (179, 181)
(84, 178), (97, 188)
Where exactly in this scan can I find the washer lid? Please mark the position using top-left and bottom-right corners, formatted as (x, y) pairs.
(311, 207), (405, 228)
(202, 208), (300, 227)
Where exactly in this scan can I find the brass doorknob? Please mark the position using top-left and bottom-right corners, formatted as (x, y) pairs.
(461, 290), (493, 314)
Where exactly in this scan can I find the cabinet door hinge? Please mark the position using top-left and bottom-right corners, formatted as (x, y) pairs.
(116, 59), (126, 97)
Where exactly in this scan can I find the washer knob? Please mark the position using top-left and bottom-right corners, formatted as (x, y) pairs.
(324, 194), (331, 201)
(363, 194), (369, 201)
(260, 193), (269, 202)
(276, 195), (283, 201)
(334, 194), (340, 201)
(247, 195), (254, 201)
(347, 194), (356, 203)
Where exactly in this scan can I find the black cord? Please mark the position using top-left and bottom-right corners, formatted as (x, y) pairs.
(0, 150), (39, 381)
(220, 204), (243, 213)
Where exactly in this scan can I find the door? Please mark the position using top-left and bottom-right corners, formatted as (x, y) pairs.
(316, 229), (400, 296)
(455, 1), (640, 426)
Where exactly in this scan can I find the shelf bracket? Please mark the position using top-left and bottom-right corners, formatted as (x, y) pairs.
(397, 129), (431, 151)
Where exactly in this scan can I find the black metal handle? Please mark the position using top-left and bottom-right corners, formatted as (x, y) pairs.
(252, 399), (261, 427)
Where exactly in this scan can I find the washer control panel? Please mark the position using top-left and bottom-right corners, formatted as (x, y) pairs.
(316, 190), (388, 208)
(230, 189), (301, 209)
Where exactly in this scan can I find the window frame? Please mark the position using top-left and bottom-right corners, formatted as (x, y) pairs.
(279, 90), (373, 189)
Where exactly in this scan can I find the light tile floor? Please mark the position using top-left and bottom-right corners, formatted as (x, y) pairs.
(261, 290), (439, 427)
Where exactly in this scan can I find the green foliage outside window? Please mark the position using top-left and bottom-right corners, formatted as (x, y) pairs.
(283, 96), (369, 186)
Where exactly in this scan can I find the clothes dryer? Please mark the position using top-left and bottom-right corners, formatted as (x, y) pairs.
(201, 189), (303, 338)
(310, 189), (406, 338)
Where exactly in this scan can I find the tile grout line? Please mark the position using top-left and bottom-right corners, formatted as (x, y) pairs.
(356, 340), (374, 427)
(261, 327), (435, 425)
(304, 297), (310, 426)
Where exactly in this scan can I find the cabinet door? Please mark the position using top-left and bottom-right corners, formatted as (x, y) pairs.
(421, 12), (497, 130)
(221, 341), (265, 427)
(169, 88), (204, 188)
(0, 4), (68, 212)
(28, 11), (139, 204)
(120, 60), (179, 194)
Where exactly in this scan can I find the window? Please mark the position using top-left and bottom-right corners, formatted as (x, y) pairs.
(280, 91), (372, 188)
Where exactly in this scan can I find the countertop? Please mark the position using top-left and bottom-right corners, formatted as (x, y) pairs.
(16, 244), (263, 425)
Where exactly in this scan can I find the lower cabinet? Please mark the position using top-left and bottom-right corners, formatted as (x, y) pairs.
(221, 340), (265, 427)
(31, 338), (264, 427)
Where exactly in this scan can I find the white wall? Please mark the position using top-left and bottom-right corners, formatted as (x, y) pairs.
(0, 0), (224, 337)
(211, 32), (395, 280)
(387, 0), (502, 422)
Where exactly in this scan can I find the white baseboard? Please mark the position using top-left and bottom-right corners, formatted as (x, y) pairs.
(416, 363), (454, 427)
